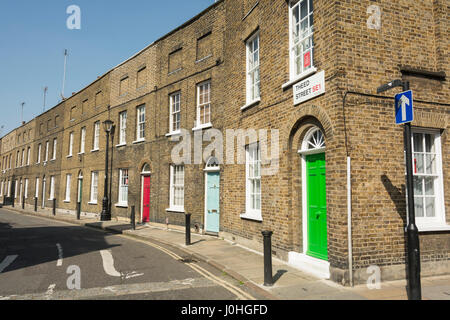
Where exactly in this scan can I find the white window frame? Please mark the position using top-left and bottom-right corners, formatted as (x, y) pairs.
(49, 176), (55, 200)
(287, 0), (316, 85)
(0, 181), (3, 197)
(195, 81), (212, 130)
(241, 143), (262, 221)
(52, 138), (57, 160)
(35, 178), (40, 198)
(27, 147), (31, 166)
(89, 171), (99, 204)
(37, 144), (41, 164)
(24, 179), (29, 199)
(80, 127), (86, 154)
(119, 111), (127, 146)
(117, 169), (129, 207)
(136, 105), (146, 142)
(92, 121), (100, 151)
(168, 165), (185, 212)
(410, 128), (448, 231)
(68, 132), (74, 157)
(246, 32), (260, 105)
(65, 174), (71, 202)
(170, 92), (181, 134)
(44, 141), (49, 162)
(14, 180), (18, 199)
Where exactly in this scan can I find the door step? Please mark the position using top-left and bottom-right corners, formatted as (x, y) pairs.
(288, 252), (330, 279)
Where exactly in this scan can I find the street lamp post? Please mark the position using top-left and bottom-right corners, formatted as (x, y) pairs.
(100, 119), (114, 222)
(377, 80), (421, 300)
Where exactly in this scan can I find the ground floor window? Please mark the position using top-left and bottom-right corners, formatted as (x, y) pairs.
(24, 179), (28, 199)
(118, 169), (129, 206)
(169, 165), (184, 211)
(411, 129), (446, 228)
(90, 172), (99, 204)
(244, 143), (261, 220)
(65, 174), (71, 202)
(49, 176), (55, 200)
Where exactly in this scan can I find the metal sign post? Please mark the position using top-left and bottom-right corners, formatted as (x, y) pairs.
(377, 80), (421, 300)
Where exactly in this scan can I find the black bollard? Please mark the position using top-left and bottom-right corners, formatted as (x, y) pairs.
(34, 197), (38, 212)
(262, 230), (274, 287)
(52, 199), (56, 216)
(76, 202), (81, 220)
(131, 206), (136, 230)
(22, 196), (25, 210)
(185, 213), (191, 246)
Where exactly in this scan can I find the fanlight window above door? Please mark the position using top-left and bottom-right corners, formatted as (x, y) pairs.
(305, 128), (325, 150)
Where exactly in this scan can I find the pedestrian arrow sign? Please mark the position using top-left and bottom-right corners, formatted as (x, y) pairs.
(395, 90), (414, 125)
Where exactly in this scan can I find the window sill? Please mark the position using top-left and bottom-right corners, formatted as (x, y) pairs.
(195, 55), (212, 64)
(90, 149), (99, 153)
(132, 139), (146, 145)
(88, 201), (98, 205)
(115, 203), (128, 208)
(77, 152), (85, 156)
(64, 200), (70, 203)
(241, 98), (261, 111)
(166, 207), (185, 213)
(116, 143), (127, 148)
(282, 67), (317, 90)
(168, 68), (182, 76)
(66, 155), (73, 159)
(240, 212), (263, 222)
(417, 224), (450, 232)
(192, 123), (213, 131)
(166, 131), (181, 137)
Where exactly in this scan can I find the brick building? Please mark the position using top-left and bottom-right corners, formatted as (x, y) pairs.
(1, 0), (448, 285)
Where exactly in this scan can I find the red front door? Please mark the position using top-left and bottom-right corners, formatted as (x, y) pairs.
(142, 176), (151, 223)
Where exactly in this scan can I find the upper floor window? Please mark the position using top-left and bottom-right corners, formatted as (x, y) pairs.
(68, 132), (74, 156)
(80, 127), (86, 153)
(120, 77), (129, 96)
(196, 32), (212, 61)
(119, 111), (127, 145)
(196, 81), (211, 128)
(21, 149), (25, 167)
(136, 105), (146, 141)
(411, 129), (446, 230)
(82, 99), (88, 114)
(93, 121), (100, 151)
(170, 92), (181, 134)
(44, 141), (49, 162)
(246, 32), (260, 104)
(27, 147), (31, 166)
(168, 48), (182, 74)
(95, 91), (102, 108)
(70, 106), (76, 121)
(52, 138), (57, 160)
(137, 67), (147, 88)
(289, 0), (314, 79)
(37, 144), (42, 164)
(55, 115), (60, 128)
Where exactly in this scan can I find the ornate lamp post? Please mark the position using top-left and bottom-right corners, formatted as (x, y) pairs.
(100, 119), (114, 221)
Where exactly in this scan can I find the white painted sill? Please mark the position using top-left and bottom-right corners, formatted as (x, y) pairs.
(88, 201), (98, 205)
(115, 203), (128, 208)
(165, 131), (181, 137)
(241, 98), (261, 111)
(417, 224), (450, 232)
(90, 149), (99, 153)
(192, 123), (213, 132)
(132, 139), (146, 145)
(64, 200), (71, 203)
(281, 67), (318, 89)
(66, 155), (73, 159)
(240, 212), (263, 222)
(115, 143), (127, 148)
(166, 208), (185, 214)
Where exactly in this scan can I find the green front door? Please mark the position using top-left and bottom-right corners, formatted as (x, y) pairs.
(306, 153), (328, 261)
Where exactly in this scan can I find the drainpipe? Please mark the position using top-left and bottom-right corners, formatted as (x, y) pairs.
(347, 156), (353, 287)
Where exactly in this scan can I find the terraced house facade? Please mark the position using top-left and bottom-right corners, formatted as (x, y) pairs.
(1, 0), (449, 285)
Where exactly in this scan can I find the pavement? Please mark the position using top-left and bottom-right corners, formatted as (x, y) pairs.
(3, 205), (450, 300)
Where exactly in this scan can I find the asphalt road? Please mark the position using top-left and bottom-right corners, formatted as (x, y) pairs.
(0, 209), (259, 300)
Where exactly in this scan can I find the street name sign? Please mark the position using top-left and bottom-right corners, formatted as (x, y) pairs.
(395, 90), (414, 125)
(293, 70), (326, 106)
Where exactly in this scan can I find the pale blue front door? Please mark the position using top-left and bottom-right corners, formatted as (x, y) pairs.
(205, 172), (220, 233)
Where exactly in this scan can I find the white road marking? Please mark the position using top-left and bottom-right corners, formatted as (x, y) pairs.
(0, 255), (18, 273)
(100, 250), (121, 277)
(56, 243), (63, 267)
(45, 284), (56, 300)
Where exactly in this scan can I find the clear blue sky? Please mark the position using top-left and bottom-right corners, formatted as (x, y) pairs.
(0, 0), (215, 138)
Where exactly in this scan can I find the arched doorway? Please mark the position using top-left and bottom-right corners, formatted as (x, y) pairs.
(140, 164), (151, 223)
(298, 127), (328, 261)
(204, 157), (220, 234)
